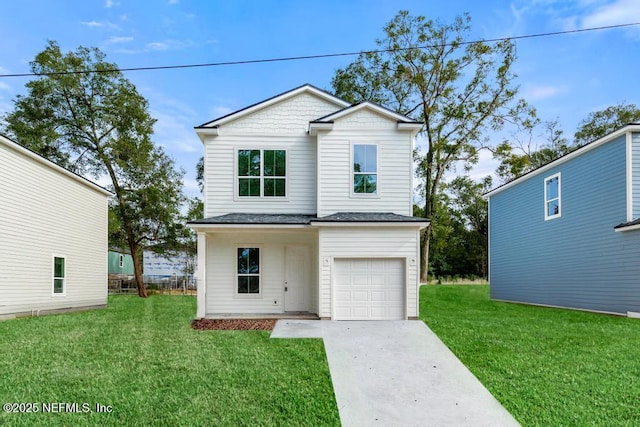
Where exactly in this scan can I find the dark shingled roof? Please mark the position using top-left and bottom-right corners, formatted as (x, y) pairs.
(614, 218), (640, 229)
(312, 212), (428, 223)
(188, 212), (429, 225)
(189, 213), (316, 225)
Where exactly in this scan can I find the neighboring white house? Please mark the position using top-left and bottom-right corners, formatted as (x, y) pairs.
(0, 134), (111, 319)
(189, 84), (428, 320)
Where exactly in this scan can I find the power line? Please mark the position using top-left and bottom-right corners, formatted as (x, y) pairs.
(1, 21), (638, 78)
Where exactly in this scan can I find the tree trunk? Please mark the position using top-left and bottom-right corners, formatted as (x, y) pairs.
(128, 240), (147, 298)
(420, 225), (431, 283)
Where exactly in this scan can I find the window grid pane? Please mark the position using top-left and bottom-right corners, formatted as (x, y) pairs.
(238, 149), (286, 197)
(237, 248), (260, 294)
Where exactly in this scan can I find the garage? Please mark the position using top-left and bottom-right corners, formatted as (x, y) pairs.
(333, 258), (405, 320)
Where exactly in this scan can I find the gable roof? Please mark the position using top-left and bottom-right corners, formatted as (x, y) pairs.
(0, 134), (112, 197)
(195, 84), (350, 129)
(485, 123), (640, 198)
(311, 101), (422, 125)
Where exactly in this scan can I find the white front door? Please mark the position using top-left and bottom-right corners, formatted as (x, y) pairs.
(284, 245), (310, 312)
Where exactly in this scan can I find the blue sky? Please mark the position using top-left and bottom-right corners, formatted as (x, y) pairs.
(0, 0), (638, 196)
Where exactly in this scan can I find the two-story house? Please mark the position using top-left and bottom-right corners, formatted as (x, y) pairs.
(189, 84), (428, 320)
(487, 124), (640, 317)
(0, 134), (110, 319)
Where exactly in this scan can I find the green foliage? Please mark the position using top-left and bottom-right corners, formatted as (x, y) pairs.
(196, 156), (204, 193)
(331, 11), (527, 279)
(2, 41), (185, 296)
(493, 118), (572, 181)
(421, 285), (640, 425)
(427, 176), (491, 279)
(0, 296), (339, 426)
(574, 102), (640, 146)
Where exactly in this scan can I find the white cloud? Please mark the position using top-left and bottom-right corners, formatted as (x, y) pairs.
(81, 20), (120, 30)
(581, 0), (640, 27)
(521, 84), (567, 100)
(168, 0), (179, 4)
(117, 39), (195, 54)
(0, 81), (12, 92)
(105, 0), (119, 7)
(106, 36), (133, 44)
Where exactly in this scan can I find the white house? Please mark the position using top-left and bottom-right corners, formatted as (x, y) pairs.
(189, 84), (428, 320)
(0, 134), (110, 319)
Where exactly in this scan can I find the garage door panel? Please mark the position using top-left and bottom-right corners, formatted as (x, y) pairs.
(334, 258), (405, 320)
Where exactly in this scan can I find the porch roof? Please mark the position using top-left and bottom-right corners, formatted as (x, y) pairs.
(188, 212), (429, 229)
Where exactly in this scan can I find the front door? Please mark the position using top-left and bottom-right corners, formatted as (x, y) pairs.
(284, 245), (310, 312)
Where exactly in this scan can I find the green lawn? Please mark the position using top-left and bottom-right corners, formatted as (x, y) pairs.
(0, 296), (339, 427)
(421, 285), (640, 426)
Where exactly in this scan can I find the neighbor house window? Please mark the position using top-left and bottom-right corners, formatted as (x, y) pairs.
(119, 254), (124, 268)
(544, 173), (561, 220)
(237, 248), (260, 294)
(53, 256), (65, 295)
(238, 149), (286, 197)
(353, 144), (377, 194)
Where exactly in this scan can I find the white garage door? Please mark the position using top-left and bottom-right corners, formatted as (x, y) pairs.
(334, 258), (405, 320)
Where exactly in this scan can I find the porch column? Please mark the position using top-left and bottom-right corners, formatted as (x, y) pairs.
(196, 232), (207, 318)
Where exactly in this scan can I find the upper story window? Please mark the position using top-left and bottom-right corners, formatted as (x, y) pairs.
(353, 144), (377, 195)
(544, 173), (561, 220)
(238, 149), (286, 197)
(53, 256), (66, 295)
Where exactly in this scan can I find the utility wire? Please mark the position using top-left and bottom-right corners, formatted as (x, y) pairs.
(1, 21), (638, 78)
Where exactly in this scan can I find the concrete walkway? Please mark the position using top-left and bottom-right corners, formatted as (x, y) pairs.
(271, 320), (519, 427)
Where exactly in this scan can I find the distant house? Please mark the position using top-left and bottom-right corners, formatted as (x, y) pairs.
(189, 84), (428, 320)
(486, 124), (640, 316)
(0, 134), (111, 319)
(108, 249), (134, 276)
(143, 250), (196, 283)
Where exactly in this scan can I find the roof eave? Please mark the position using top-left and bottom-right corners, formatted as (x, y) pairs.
(308, 122), (334, 135)
(194, 126), (219, 142)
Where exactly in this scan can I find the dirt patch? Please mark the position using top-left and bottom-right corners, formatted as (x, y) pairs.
(191, 318), (277, 331)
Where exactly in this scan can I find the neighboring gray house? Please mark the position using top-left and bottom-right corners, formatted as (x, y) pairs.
(486, 124), (640, 316)
(189, 84), (428, 320)
(0, 134), (111, 319)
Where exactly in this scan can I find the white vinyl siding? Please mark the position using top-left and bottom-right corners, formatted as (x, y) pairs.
(204, 136), (316, 216)
(317, 109), (413, 217)
(0, 138), (108, 316)
(204, 231), (318, 315)
(318, 227), (419, 319)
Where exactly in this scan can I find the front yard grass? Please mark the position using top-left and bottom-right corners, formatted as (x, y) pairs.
(421, 285), (640, 426)
(0, 296), (339, 426)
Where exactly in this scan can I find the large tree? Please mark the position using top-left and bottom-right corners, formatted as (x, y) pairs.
(574, 103), (640, 146)
(493, 118), (570, 182)
(332, 11), (526, 281)
(2, 41), (185, 297)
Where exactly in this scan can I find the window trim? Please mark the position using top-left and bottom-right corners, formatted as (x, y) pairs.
(350, 142), (380, 197)
(235, 148), (288, 200)
(52, 255), (66, 296)
(235, 246), (262, 298)
(544, 173), (561, 221)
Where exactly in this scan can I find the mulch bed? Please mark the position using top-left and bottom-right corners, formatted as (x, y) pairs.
(191, 318), (277, 331)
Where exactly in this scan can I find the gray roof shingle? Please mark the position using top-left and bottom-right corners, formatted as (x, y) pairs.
(188, 212), (429, 226)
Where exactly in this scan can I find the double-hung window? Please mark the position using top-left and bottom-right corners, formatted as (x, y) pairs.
(237, 248), (260, 294)
(238, 149), (286, 197)
(53, 256), (66, 295)
(353, 144), (377, 194)
(544, 173), (561, 220)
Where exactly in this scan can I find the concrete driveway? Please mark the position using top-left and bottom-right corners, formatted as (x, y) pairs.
(272, 320), (519, 427)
